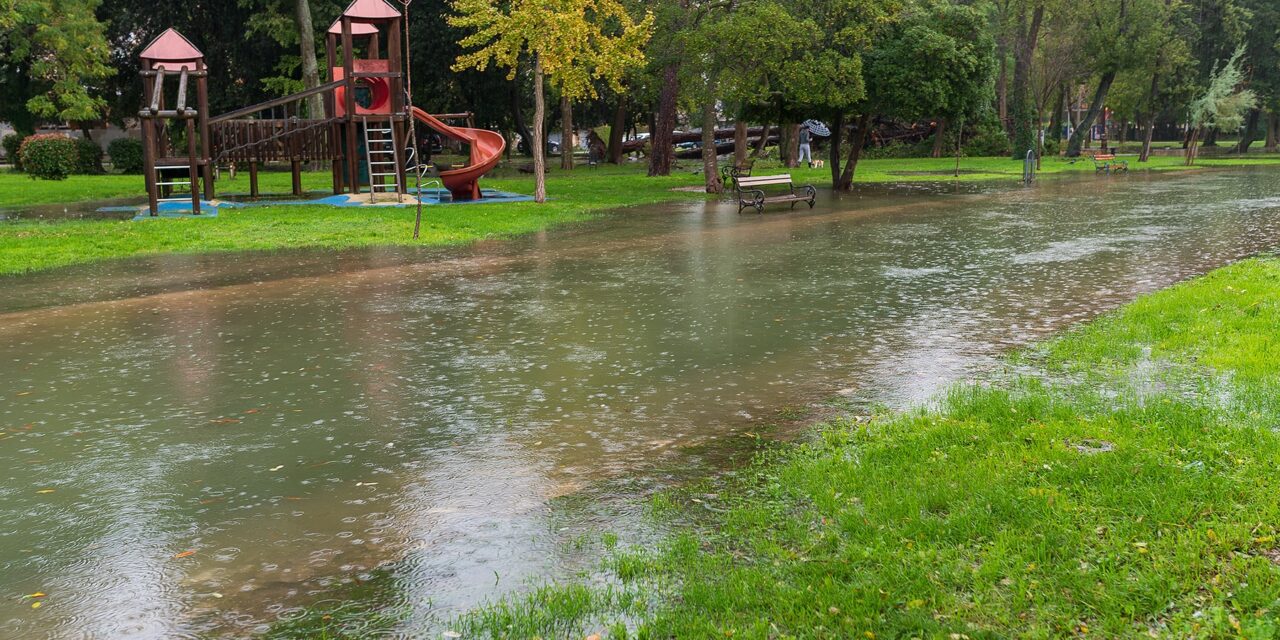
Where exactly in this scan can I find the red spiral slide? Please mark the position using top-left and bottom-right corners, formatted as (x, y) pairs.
(410, 107), (505, 201)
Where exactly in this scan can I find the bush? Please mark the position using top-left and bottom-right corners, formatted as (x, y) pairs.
(2, 133), (24, 171)
(108, 137), (146, 173)
(74, 137), (104, 174)
(863, 139), (932, 160)
(18, 134), (79, 180)
(963, 124), (1011, 157)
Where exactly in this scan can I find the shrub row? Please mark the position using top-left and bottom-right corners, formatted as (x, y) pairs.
(3, 134), (145, 179)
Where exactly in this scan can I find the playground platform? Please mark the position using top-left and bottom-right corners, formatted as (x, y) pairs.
(120, 188), (533, 220)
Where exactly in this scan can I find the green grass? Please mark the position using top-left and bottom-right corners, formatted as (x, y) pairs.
(456, 257), (1280, 639)
(0, 164), (703, 275)
(4, 154), (1280, 276)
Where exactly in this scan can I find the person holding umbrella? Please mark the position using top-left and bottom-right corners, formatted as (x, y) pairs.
(800, 119), (830, 169)
(799, 127), (813, 167)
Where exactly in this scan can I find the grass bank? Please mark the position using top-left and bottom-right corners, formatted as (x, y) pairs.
(0, 165), (703, 275)
(3, 154), (1280, 276)
(456, 257), (1280, 638)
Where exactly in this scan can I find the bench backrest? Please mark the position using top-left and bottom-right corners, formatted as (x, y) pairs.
(1094, 154), (1116, 161)
(738, 174), (792, 188)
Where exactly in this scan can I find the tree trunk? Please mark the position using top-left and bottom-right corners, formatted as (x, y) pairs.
(560, 95), (574, 170)
(1047, 83), (1065, 152)
(1139, 116), (1156, 162)
(778, 123), (798, 166)
(294, 0), (324, 119)
(1236, 107), (1261, 153)
(701, 99), (721, 193)
(996, 43), (1008, 129)
(1065, 71), (1116, 157)
(1266, 112), (1279, 152)
(1138, 69), (1159, 162)
(752, 122), (771, 158)
(511, 83), (534, 157)
(532, 56), (547, 203)
(837, 113), (870, 190)
(829, 112), (844, 186)
(607, 98), (627, 164)
(931, 118), (947, 158)
(648, 63), (678, 176)
(1203, 127), (1218, 147)
(1185, 126), (1201, 166)
(733, 120), (748, 168)
(1008, 3), (1044, 159)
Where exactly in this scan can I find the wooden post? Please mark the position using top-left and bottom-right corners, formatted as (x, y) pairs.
(342, 17), (359, 194)
(141, 65), (159, 215)
(197, 59), (214, 200)
(249, 161), (259, 197)
(388, 17), (406, 195)
(186, 117), (201, 214)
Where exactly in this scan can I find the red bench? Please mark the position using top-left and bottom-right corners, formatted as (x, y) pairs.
(1093, 153), (1128, 173)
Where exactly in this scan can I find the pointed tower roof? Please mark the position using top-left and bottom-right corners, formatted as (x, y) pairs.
(139, 28), (204, 70)
(327, 18), (379, 35)
(341, 0), (400, 21)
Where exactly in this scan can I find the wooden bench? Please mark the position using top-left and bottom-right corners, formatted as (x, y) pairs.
(1093, 153), (1128, 173)
(735, 173), (816, 213)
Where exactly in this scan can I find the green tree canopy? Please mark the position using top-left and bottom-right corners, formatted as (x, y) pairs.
(0, 0), (113, 130)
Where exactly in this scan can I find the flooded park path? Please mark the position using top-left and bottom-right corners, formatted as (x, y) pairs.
(4, 169), (1280, 637)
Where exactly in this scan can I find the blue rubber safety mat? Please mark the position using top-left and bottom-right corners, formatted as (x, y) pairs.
(116, 189), (533, 220)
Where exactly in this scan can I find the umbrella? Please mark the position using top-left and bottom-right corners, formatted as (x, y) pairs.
(803, 119), (831, 137)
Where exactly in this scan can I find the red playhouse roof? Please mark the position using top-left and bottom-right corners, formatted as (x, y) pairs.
(327, 18), (379, 35)
(139, 28), (204, 69)
(341, 0), (400, 21)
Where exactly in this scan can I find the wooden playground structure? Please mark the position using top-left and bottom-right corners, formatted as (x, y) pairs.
(136, 0), (504, 216)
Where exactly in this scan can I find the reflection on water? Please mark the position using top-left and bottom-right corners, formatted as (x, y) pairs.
(3, 170), (1280, 637)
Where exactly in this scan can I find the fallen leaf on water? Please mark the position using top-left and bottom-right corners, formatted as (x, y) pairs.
(269, 465), (284, 471)
(23, 592), (45, 599)
(35, 489), (55, 494)
(209, 418), (241, 424)
(173, 550), (196, 559)
(16, 391), (31, 396)
(31, 601), (41, 609)
(210, 593), (223, 598)
(442, 632), (461, 639)
(586, 635), (601, 640)
(244, 409), (260, 414)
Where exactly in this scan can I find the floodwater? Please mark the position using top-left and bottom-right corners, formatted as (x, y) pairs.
(4, 169), (1280, 638)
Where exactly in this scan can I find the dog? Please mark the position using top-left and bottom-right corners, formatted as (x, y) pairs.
(811, 159), (825, 169)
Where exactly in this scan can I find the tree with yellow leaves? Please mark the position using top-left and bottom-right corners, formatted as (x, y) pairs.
(449, 0), (652, 202)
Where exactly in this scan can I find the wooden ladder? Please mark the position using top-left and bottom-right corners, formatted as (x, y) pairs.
(154, 163), (197, 209)
(362, 117), (401, 202)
